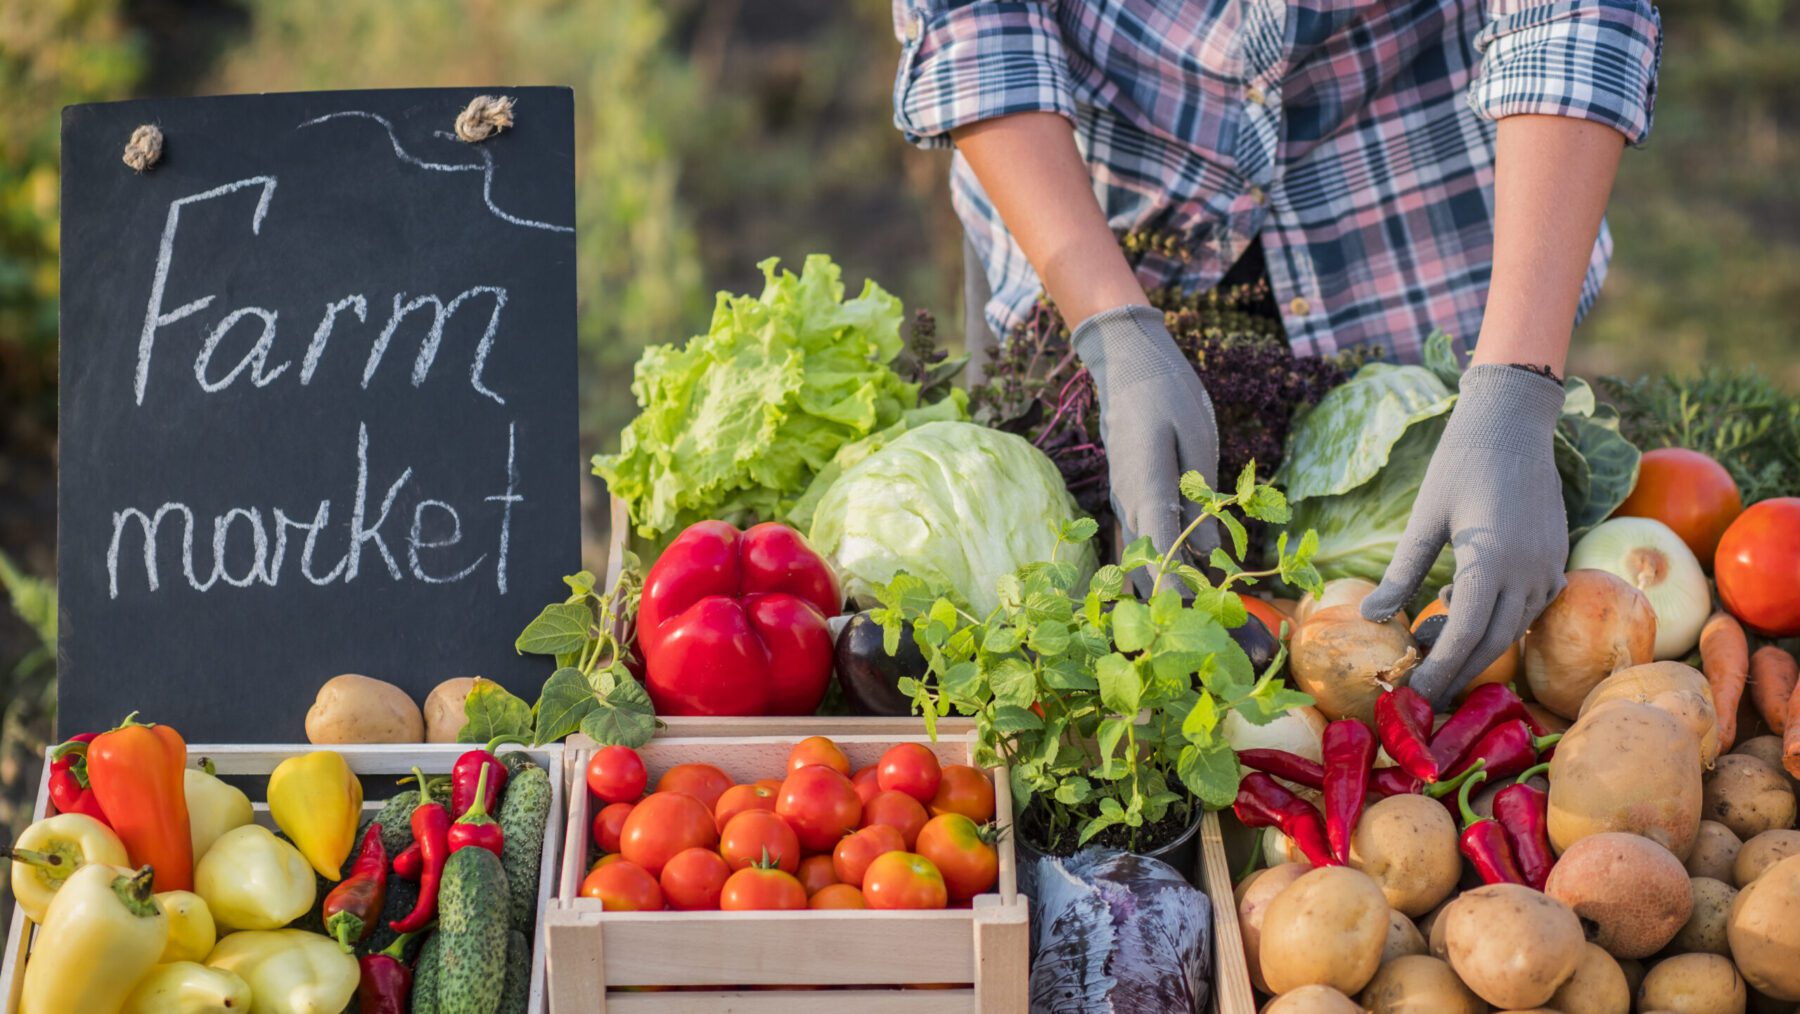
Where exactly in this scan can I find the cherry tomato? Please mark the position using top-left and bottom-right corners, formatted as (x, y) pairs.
(719, 809), (802, 873)
(862, 851), (947, 910)
(1716, 498), (1800, 637)
(1238, 594), (1292, 642)
(588, 852), (624, 871)
(592, 801), (635, 854)
(713, 783), (778, 831)
(587, 745), (649, 804)
(787, 736), (851, 777)
(619, 791), (719, 876)
(659, 846), (732, 911)
(861, 789), (929, 849)
(754, 777), (784, 794)
(850, 766), (882, 807)
(1615, 447), (1743, 563)
(776, 765), (863, 853)
(832, 823), (905, 887)
(796, 854), (839, 896)
(876, 743), (942, 803)
(579, 860), (664, 911)
(720, 864), (808, 911)
(928, 765), (996, 823)
(915, 814), (999, 901)
(656, 763), (733, 811)
(808, 883), (867, 909)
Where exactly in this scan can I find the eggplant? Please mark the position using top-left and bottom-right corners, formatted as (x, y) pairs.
(1413, 613), (1448, 655)
(834, 611), (926, 716)
(1228, 614), (1280, 675)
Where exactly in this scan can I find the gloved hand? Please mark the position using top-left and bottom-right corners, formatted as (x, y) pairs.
(1072, 304), (1219, 596)
(1361, 364), (1570, 707)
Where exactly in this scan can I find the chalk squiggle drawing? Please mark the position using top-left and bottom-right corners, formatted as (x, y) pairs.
(298, 110), (574, 234)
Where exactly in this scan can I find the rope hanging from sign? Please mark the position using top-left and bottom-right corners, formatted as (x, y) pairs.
(122, 125), (163, 172)
(454, 95), (515, 143)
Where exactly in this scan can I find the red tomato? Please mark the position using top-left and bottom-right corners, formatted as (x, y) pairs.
(776, 766), (863, 853)
(579, 860), (664, 911)
(1615, 448), (1744, 563)
(915, 814), (999, 901)
(586, 745), (648, 804)
(1716, 498), (1800, 637)
(656, 763), (733, 811)
(754, 777), (784, 794)
(861, 851), (947, 910)
(619, 791), (719, 876)
(850, 766), (882, 807)
(808, 883), (867, 909)
(1238, 594), (1292, 642)
(861, 790), (929, 849)
(876, 743), (942, 803)
(588, 852), (624, 871)
(796, 854), (839, 896)
(713, 783), (778, 830)
(720, 864), (808, 911)
(719, 809), (802, 873)
(787, 736), (850, 777)
(928, 765), (996, 823)
(659, 847), (731, 910)
(832, 824), (905, 887)
(592, 801), (635, 854)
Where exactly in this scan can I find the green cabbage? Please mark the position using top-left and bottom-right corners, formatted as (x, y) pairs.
(807, 421), (1097, 615)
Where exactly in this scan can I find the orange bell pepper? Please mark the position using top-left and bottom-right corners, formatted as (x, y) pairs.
(87, 713), (194, 891)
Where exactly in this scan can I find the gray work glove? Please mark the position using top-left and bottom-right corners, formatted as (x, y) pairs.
(1361, 364), (1570, 707)
(1072, 304), (1219, 596)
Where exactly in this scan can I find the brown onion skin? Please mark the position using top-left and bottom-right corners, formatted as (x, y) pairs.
(1523, 570), (1657, 719)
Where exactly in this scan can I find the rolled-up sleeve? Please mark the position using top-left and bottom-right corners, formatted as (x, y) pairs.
(892, 1), (1078, 149)
(1468, 0), (1662, 146)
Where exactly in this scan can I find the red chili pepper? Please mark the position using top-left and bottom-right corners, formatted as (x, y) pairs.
(1456, 768), (1527, 885)
(1321, 721), (1375, 864)
(393, 842), (422, 882)
(47, 734), (109, 826)
(1233, 773), (1340, 867)
(1492, 762), (1554, 890)
(356, 931), (417, 1014)
(447, 763), (505, 857)
(389, 767), (451, 934)
(1371, 767), (1422, 797)
(1429, 683), (1530, 772)
(451, 736), (518, 818)
(1444, 721), (1562, 782)
(1375, 686), (1440, 783)
(323, 822), (388, 951)
(1236, 749), (1324, 790)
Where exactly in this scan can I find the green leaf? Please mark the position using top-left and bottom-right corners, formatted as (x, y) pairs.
(941, 660), (982, 700)
(580, 676), (657, 748)
(1053, 776), (1092, 806)
(1078, 808), (1125, 845)
(982, 625), (1022, 654)
(1208, 547), (1246, 581)
(562, 570), (598, 597)
(1148, 588), (1183, 628)
(1156, 611), (1251, 691)
(1095, 716), (1130, 774)
(1238, 679), (1316, 725)
(1119, 537), (1160, 575)
(1233, 461), (1258, 503)
(1181, 691), (1221, 739)
(1041, 660), (1099, 692)
(1090, 565), (1126, 601)
(1563, 404), (1643, 538)
(1060, 517), (1100, 543)
(1190, 585), (1247, 628)
(929, 597), (961, 632)
(459, 679), (533, 744)
(987, 657), (1036, 709)
(1112, 600), (1155, 653)
(990, 704), (1044, 734)
(1217, 512), (1249, 561)
(533, 667), (600, 744)
(1027, 620), (1071, 656)
(1422, 329), (1464, 388)
(1178, 470), (1214, 502)
(1274, 362), (1456, 501)
(514, 601), (594, 656)
(1096, 653), (1142, 715)
(1177, 741), (1242, 809)
(1242, 485), (1290, 525)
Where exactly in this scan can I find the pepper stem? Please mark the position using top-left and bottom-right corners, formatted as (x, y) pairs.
(1514, 762), (1551, 786)
(200, 757), (217, 777)
(457, 764), (496, 825)
(1424, 759), (1487, 799)
(379, 930), (418, 960)
(412, 766), (432, 807)
(49, 740), (88, 763)
(1531, 732), (1563, 753)
(1457, 769), (1490, 828)
(485, 735), (525, 754)
(110, 865), (160, 917)
(110, 711), (154, 732)
(0, 847), (65, 870)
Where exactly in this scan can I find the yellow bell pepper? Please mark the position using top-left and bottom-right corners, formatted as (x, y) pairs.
(267, 751), (362, 880)
(193, 825), (315, 931)
(205, 929), (359, 1014)
(155, 890), (217, 962)
(8, 812), (129, 923)
(20, 864), (167, 1014)
(121, 961), (252, 1014)
(185, 760), (253, 862)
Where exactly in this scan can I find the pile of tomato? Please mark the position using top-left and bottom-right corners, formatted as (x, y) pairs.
(578, 736), (1002, 912)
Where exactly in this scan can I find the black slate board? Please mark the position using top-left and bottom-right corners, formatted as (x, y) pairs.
(56, 88), (580, 741)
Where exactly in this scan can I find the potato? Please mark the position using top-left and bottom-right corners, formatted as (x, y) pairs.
(1734, 736), (1799, 792)
(1545, 832), (1693, 959)
(1548, 942), (1631, 1014)
(1349, 794), (1461, 917)
(1732, 830), (1800, 887)
(1728, 854), (1800, 1000)
(1580, 661), (1721, 767)
(1673, 878), (1737, 956)
(1262, 985), (1362, 1014)
(424, 676), (481, 743)
(1379, 909), (1426, 965)
(1426, 899), (1450, 960)
(1639, 953), (1746, 1014)
(1703, 755), (1796, 841)
(1549, 701), (1703, 859)
(1239, 863), (1312, 994)
(1686, 821), (1744, 881)
(1360, 954), (1485, 1014)
(305, 673), (424, 744)
(1444, 883), (1583, 1009)
(1259, 866), (1391, 996)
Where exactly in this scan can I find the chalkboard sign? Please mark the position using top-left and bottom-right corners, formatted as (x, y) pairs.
(57, 88), (580, 741)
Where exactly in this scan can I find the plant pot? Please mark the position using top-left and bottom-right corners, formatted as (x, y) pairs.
(1013, 804), (1206, 903)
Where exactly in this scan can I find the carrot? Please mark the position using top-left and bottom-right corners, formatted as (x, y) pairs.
(1750, 644), (1798, 738)
(1699, 612), (1750, 751)
(1757, 647), (1800, 779)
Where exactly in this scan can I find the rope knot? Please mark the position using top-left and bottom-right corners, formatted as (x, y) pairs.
(454, 95), (515, 144)
(122, 125), (163, 172)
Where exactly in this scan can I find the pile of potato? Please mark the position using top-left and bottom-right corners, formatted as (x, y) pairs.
(1240, 658), (1800, 1014)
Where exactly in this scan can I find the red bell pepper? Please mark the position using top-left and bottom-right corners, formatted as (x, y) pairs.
(638, 520), (841, 716)
(86, 713), (193, 891)
(48, 733), (109, 826)
(1321, 721), (1375, 864)
(1456, 768), (1527, 885)
(1492, 762), (1555, 890)
(1233, 773), (1339, 867)
(357, 931), (417, 1014)
(324, 823), (388, 951)
(447, 764), (504, 857)
(450, 736), (516, 818)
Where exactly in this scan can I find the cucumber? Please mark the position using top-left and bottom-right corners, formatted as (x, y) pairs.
(365, 873), (420, 956)
(411, 931), (443, 1014)
(498, 751), (536, 777)
(497, 763), (551, 934)
(435, 846), (510, 1014)
(497, 929), (530, 1014)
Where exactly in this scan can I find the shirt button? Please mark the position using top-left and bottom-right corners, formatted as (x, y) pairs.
(1246, 85), (1266, 106)
(905, 14), (921, 41)
(1248, 186), (1266, 206)
(1290, 297), (1312, 316)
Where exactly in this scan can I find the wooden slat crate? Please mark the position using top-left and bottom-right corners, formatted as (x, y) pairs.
(1198, 811), (1257, 1014)
(1, 742), (565, 1014)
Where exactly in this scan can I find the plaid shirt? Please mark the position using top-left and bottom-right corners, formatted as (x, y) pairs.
(892, 0), (1661, 362)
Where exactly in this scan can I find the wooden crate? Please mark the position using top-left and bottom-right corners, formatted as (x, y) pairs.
(1, 742), (565, 1014)
(1197, 811), (1257, 1014)
(546, 732), (1029, 1012)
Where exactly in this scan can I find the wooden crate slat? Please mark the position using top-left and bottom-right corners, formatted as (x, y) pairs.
(603, 988), (978, 1014)
(1199, 811), (1257, 1014)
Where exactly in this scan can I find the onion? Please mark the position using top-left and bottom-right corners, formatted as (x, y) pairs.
(1569, 517), (1711, 659)
(1290, 604), (1420, 723)
(1296, 578), (1381, 627)
(1523, 569), (1657, 718)
(1224, 706), (1328, 765)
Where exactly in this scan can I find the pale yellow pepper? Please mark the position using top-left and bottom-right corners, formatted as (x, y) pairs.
(205, 929), (359, 1014)
(193, 825), (315, 931)
(184, 760), (253, 861)
(20, 864), (167, 1014)
(121, 961), (252, 1014)
(8, 812), (129, 923)
(155, 890), (217, 963)
(267, 751), (362, 880)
